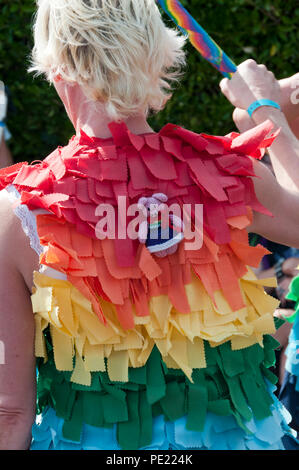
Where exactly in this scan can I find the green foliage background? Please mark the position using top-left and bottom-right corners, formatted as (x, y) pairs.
(0, 0), (298, 163)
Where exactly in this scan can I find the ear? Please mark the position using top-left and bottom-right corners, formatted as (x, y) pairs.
(137, 197), (149, 208)
(152, 193), (168, 203)
(147, 197), (160, 206)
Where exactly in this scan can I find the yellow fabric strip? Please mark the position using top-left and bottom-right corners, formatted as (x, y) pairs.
(107, 350), (129, 382)
(31, 269), (279, 385)
(50, 324), (74, 371)
(83, 343), (105, 372)
(71, 351), (91, 386)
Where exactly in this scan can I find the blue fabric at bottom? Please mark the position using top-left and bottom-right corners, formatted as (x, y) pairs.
(31, 382), (297, 451)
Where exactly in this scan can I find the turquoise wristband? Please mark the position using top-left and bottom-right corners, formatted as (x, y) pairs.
(247, 99), (281, 118)
(0, 121), (5, 127)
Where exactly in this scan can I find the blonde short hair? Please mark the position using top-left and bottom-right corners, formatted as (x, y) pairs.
(30, 0), (186, 120)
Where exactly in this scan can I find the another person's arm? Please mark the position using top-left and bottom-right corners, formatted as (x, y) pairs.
(248, 107), (299, 192)
(0, 192), (38, 449)
(256, 258), (299, 281)
(220, 61), (299, 192)
(249, 158), (299, 247)
(233, 73), (299, 137)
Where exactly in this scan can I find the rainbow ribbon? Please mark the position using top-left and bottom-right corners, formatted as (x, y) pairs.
(157, 0), (237, 78)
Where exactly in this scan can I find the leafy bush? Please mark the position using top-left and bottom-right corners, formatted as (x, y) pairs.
(0, 0), (298, 162)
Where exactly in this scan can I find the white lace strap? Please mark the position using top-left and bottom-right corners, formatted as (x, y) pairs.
(5, 185), (44, 256)
(4, 185), (68, 281)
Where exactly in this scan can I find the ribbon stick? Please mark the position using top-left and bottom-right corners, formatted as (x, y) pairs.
(157, 0), (237, 78)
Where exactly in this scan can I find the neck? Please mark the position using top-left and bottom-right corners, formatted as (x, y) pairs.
(54, 80), (155, 139)
(79, 113), (155, 139)
(75, 97), (154, 139)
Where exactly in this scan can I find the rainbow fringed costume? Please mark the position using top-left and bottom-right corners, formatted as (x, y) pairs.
(0, 120), (294, 450)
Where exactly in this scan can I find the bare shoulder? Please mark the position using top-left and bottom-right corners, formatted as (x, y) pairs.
(0, 189), (21, 249)
(0, 189), (39, 291)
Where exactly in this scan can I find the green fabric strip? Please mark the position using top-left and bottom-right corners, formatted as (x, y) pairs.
(102, 385), (128, 424)
(240, 374), (273, 420)
(62, 394), (84, 442)
(83, 392), (105, 427)
(117, 391), (140, 450)
(220, 342), (245, 377)
(207, 399), (231, 416)
(226, 376), (253, 422)
(186, 374), (208, 431)
(36, 328), (282, 450)
(52, 380), (76, 421)
(146, 346), (166, 405)
(138, 390), (153, 448)
(160, 381), (186, 421)
(285, 276), (299, 323)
